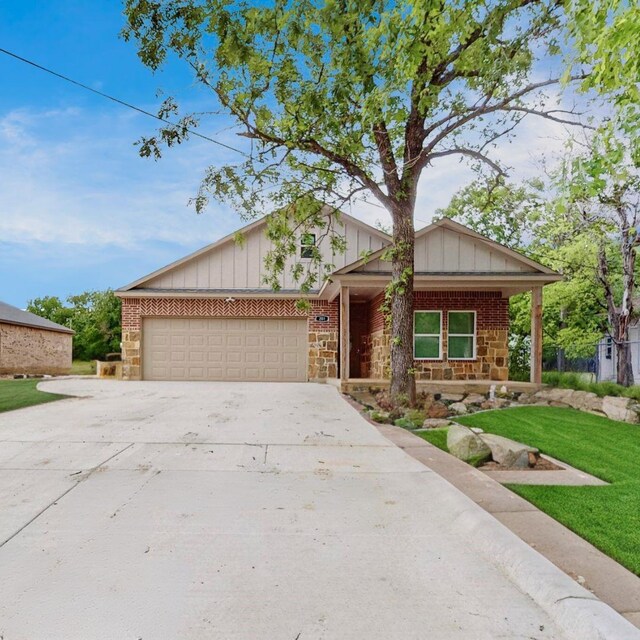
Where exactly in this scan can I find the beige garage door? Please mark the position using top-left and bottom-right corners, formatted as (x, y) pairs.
(142, 317), (308, 382)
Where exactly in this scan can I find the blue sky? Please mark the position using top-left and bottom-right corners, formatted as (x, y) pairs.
(0, 1), (574, 308)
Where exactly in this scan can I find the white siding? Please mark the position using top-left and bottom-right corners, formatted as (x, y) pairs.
(144, 219), (387, 290)
(357, 227), (530, 273)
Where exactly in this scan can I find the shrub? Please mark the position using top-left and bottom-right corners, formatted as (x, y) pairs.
(542, 371), (640, 401)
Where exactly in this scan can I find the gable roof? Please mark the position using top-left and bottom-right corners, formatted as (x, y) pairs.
(0, 301), (74, 334)
(117, 210), (391, 292)
(334, 217), (558, 276)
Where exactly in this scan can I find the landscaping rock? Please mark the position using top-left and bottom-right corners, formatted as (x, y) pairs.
(449, 402), (468, 415)
(601, 396), (640, 424)
(516, 393), (534, 405)
(479, 433), (539, 469)
(469, 427), (484, 434)
(427, 401), (450, 419)
(463, 393), (486, 406)
(440, 392), (465, 403)
(421, 418), (452, 429)
(480, 398), (508, 410)
(447, 424), (491, 464)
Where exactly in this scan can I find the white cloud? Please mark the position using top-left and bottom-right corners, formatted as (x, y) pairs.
(0, 105), (245, 250)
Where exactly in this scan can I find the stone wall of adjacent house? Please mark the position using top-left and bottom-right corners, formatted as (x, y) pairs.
(120, 297), (339, 381)
(367, 291), (510, 381)
(0, 322), (72, 375)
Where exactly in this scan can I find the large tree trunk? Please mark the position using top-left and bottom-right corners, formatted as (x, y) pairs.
(615, 337), (634, 387)
(389, 204), (416, 405)
(599, 233), (635, 387)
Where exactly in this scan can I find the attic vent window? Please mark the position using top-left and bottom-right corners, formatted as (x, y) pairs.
(300, 233), (316, 259)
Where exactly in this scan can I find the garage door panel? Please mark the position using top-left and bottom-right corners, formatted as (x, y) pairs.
(143, 317), (307, 381)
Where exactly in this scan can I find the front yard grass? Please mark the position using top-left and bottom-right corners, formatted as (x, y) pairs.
(0, 379), (68, 413)
(422, 406), (640, 575)
(71, 360), (96, 375)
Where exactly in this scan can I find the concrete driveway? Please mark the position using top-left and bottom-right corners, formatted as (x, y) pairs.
(0, 379), (635, 640)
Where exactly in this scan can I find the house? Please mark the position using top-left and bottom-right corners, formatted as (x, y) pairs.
(0, 300), (74, 375)
(115, 213), (561, 386)
(596, 329), (640, 384)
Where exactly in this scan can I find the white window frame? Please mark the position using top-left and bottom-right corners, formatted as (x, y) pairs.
(447, 310), (477, 360)
(413, 310), (442, 360)
(300, 233), (316, 260)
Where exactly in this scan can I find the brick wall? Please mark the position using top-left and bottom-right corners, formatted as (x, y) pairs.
(120, 297), (339, 381)
(0, 323), (72, 375)
(367, 290), (510, 381)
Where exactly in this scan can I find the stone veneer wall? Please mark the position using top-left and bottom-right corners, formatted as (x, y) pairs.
(0, 322), (72, 375)
(366, 291), (509, 381)
(120, 297), (339, 381)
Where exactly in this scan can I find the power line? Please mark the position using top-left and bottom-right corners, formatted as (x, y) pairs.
(0, 46), (247, 156)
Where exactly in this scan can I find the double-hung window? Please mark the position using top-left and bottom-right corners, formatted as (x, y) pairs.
(414, 311), (442, 359)
(448, 311), (476, 359)
(300, 233), (316, 259)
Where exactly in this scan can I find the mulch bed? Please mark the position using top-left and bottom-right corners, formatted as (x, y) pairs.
(479, 456), (563, 472)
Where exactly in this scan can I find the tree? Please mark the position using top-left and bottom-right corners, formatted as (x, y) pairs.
(123, 0), (587, 402)
(554, 126), (640, 386)
(436, 177), (544, 250)
(28, 290), (122, 361)
(440, 178), (605, 377)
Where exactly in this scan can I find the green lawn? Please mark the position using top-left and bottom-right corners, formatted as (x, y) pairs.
(0, 379), (68, 413)
(433, 406), (640, 575)
(71, 360), (96, 375)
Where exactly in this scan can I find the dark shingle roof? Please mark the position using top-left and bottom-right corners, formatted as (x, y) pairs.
(0, 300), (74, 334)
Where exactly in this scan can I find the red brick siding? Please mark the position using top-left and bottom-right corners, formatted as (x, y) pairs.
(368, 290), (508, 333)
(309, 300), (339, 331)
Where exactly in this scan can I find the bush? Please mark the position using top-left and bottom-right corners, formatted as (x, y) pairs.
(542, 371), (640, 401)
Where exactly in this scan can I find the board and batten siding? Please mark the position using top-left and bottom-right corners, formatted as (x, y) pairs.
(356, 227), (529, 273)
(144, 219), (387, 291)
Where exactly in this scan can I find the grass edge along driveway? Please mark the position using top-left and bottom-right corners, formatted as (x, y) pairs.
(419, 406), (640, 576)
(0, 379), (68, 413)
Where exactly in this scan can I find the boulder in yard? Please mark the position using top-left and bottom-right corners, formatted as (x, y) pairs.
(480, 398), (508, 410)
(447, 424), (491, 464)
(601, 396), (640, 424)
(427, 401), (450, 419)
(449, 402), (468, 415)
(463, 393), (486, 406)
(440, 392), (465, 403)
(479, 433), (539, 469)
(421, 418), (452, 429)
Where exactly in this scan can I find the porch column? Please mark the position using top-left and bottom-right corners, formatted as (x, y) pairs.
(530, 286), (543, 384)
(340, 286), (350, 381)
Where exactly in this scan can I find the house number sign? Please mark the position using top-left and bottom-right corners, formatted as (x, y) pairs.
(314, 315), (329, 323)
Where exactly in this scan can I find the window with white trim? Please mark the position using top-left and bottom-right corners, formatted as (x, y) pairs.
(414, 311), (442, 359)
(448, 311), (476, 359)
(300, 233), (316, 259)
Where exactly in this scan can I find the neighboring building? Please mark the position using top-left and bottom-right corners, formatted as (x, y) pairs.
(596, 328), (640, 384)
(0, 300), (73, 375)
(116, 213), (561, 385)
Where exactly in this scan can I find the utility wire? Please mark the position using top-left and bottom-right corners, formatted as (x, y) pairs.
(0, 46), (247, 156)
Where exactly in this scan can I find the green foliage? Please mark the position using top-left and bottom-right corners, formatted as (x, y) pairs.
(459, 405), (640, 574)
(567, 0), (640, 112)
(437, 178), (544, 250)
(27, 290), (121, 361)
(542, 371), (640, 402)
(369, 410), (392, 424)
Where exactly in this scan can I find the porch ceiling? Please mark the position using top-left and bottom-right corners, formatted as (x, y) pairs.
(321, 272), (562, 301)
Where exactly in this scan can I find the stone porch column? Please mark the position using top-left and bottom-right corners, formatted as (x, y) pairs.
(340, 286), (350, 381)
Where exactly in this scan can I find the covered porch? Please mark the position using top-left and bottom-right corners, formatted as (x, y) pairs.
(326, 278), (548, 393)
